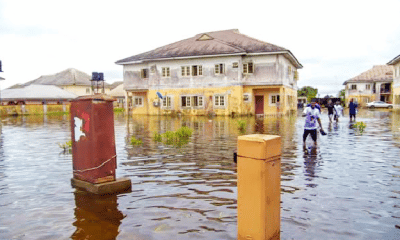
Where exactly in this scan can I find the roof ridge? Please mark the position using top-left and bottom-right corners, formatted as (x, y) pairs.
(196, 29), (239, 37)
(234, 31), (287, 51)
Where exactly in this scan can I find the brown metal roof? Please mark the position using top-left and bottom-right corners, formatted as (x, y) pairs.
(343, 65), (393, 85)
(387, 54), (400, 65)
(115, 29), (302, 68)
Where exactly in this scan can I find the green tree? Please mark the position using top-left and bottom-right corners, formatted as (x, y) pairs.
(338, 89), (346, 104)
(297, 86), (318, 103)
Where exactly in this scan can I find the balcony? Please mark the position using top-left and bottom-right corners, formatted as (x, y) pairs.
(380, 89), (391, 94)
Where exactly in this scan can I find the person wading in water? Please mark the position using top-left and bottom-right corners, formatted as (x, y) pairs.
(302, 100), (325, 151)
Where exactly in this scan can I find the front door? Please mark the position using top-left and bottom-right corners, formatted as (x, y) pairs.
(255, 95), (264, 115)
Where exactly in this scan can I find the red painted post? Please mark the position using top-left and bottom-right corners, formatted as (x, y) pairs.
(70, 94), (131, 194)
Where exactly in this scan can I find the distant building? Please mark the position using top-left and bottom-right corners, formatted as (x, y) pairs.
(115, 29), (302, 116)
(1, 84), (77, 105)
(387, 55), (400, 109)
(21, 68), (111, 96)
(343, 65), (393, 106)
(109, 83), (125, 108)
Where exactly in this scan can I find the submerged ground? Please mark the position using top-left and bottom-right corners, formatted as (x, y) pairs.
(0, 109), (399, 239)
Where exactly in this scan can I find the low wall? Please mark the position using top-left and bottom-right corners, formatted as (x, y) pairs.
(0, 104), (71, 116)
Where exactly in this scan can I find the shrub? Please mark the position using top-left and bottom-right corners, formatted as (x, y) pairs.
(130, 136), (143, 145)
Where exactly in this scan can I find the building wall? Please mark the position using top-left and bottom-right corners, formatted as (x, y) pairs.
(60, 85), (111, 96)
(392, 62), (400, 109)
(123, 54), (298, 116)
(345, 80), (394, 106)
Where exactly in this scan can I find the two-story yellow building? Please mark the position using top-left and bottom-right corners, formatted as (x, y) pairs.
(115, 29), (302, 116)
(387, 55), (400, 110)
(343, 65), (393, 107)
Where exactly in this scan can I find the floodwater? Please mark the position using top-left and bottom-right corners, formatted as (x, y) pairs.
(0, 109), (399, 239)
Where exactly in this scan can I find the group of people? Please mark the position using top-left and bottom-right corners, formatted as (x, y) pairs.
(302, 99), (358, 149)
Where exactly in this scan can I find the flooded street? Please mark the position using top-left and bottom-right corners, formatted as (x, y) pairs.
(0, 110), (399, 239)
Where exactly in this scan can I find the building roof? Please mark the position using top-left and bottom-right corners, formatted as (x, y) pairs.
(109, 83), (125, 97)
(109, 81), (123, 90)
(387, 54), (400, 65)
(115, 29), (302, 68)
(1, 84), (77, 101)
(24, 68), (93, 86)
(343, 65), (393, 85)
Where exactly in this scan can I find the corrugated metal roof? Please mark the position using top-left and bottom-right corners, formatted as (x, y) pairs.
(1, 84), (77, 100)
(109, 84), (125, 97)
(115, 29), (302, 68)
(24, 68), (92, 86)
(343, 65), (393, 85)
(387, 54), (400, 65)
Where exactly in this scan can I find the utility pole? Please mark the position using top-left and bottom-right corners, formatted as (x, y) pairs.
(0, 60), (4, 106)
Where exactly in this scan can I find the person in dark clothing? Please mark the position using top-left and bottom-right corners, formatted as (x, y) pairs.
(349, 98), (358, 122)
(327, 100), (335, 122)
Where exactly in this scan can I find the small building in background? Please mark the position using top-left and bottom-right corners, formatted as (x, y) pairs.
(343, 65), (393, 107)
(109, 83), (125, 108)
(387, 54), (400, 109)
(13, 68), (111, 96)
(1, 84), (77, 105)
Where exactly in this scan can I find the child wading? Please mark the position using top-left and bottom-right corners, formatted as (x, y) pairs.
(334, 101), (344, 122)
(302, 100), (325, 150)
(327, 100), (335, 122)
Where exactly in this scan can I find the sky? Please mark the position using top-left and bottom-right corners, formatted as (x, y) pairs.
(1, 0), (399, 97)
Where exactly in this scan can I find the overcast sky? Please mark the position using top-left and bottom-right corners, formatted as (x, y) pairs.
(1, 0), (399, 96)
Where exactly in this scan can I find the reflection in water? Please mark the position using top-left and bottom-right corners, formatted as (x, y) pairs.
(72, 190), (124, 240)
(303, 147), (319, 188)
(0, 110), (399, 239)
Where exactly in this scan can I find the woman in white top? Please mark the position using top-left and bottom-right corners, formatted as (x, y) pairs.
(333, 101), (343, 122)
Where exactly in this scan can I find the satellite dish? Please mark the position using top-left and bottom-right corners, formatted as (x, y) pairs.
(156, 92), (163, 99)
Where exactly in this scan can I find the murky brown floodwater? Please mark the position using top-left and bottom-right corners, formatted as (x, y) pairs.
(0, 109), (399, 239)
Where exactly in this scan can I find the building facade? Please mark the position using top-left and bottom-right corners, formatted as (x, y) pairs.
(116, 29), (302, 116)
(343, 65), (393, 107)
(387, 55), (400, 109)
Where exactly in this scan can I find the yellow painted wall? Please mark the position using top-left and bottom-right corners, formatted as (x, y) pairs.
(61, 85), (111, 96)
(0, 104), (70, 116)
(129, 85), (297, 116)
(244, 85), (297, 115)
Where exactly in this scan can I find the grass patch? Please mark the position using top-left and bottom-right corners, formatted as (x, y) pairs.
(236, 119), (247, 133)
(153, 126), (193, 147)
(130, 136), (143, 145)
(58, 140), (72, 154)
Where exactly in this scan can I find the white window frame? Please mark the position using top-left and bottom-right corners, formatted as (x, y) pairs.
(181, 66), (191, 77)
(366, 84), (371, 90)
(181, 95), (204, 108)
(162, 67), (170, 77)
(351, 84), (357, 90)
(243, 93), (251, 102)
(214, 95), (226, 108)
(162, 96), (173, 109)
(134, 96), (144, 107)
(191, 65), (203, 76)
(243, 62), (254, 74)
(215, 63), (225, 75)
(270, 94), (280, 105)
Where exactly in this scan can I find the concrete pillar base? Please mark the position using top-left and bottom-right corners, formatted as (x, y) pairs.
(71, 177), (132, 195)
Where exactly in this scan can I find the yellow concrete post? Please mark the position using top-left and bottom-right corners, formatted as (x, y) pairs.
(237, 134), (281, 240)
